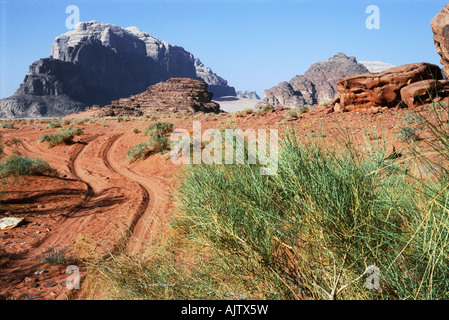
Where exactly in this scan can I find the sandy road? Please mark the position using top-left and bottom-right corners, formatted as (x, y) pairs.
(0, 129), (170, 299)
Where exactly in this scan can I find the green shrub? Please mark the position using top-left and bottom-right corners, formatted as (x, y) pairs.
(126, 136), (169, 162)
(39, 247), (75, 264)
(38, 128), (84, 147)
(285, 109), (299, 119)
(46, 120), (62, 129)
(0, 155), (56, 177)
(397, 126), (419, 142)
(142, 121), (174, 136)
(261, 104), (274, 113)
(0, 122), (15, 129)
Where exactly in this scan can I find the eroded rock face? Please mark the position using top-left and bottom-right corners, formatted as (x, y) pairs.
(332, 63), (443, 112)
(256, 53), (369, 109)
(0, 21), (235, 118)
(194, 59), (236, 98)
(400, 79), (449, 108)
(236, 91), (261, 100)
(95, 78), (221, 117)
(432, 4), (449, 77)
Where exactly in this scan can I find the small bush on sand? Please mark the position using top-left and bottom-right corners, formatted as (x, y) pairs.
(397, 126), (419, 142)
(126, 136), (169, 162)
(142, 121), (174, 136)
(38, 128), (84, 147)
(0, 122), (15, 129)
(46, 120), (62, 129)
(0, 155), (56, 177)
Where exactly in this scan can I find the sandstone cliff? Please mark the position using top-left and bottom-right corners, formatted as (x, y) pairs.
(0, 21), (235, 118)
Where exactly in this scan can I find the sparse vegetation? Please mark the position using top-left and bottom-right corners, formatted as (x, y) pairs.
(39, 247), (75, 264)
(397, 125), (419, 142)
(127, 121), (174, 162)
(46, 120), (62, 129)
(0, 155), (56, 177)
(142, 121), (175, 137)
(92, 101), (449, 300)
(0, 122), (15, 129)
(38, 128), (84, 147)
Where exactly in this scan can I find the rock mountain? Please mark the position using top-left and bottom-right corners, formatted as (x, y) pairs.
(256, 53), (370, 109)
(0, 21), (236, 118)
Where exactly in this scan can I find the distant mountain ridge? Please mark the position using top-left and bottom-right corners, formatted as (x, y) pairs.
(257, 53), (370, 109)
(0, 21), (236, 118)
(359, 61), (396, 73)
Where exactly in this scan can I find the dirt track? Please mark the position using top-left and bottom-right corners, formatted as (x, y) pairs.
(0, 123), (173, 299)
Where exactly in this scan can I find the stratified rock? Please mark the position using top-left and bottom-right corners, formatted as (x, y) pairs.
(359, 61), (396, 73)
(332, 63), (443, 112)
(236, 91), (261, 100)
(257, 53), (369, 109)
(95, 78), (221, 117)
(432, 4), (449, 77)
(400, 80), (449, 108)
(0, 21), (235, 118)
(194, 59), (236, 98)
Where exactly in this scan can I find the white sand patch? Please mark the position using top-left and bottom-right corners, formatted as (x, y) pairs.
(214, 96), (260, 113)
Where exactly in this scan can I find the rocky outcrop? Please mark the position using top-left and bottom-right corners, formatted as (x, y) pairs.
(94, 78), (221, 117)
(332, 63), (443, 112)
(400, 80), (449, 108)
(256, 53), (369, 109)
(0, 21), (235, 118)
(359, 61), (396, 73)
(194, 59), (236, 97)
(236, 91), (261, 100)
(432, 4), (449, 77)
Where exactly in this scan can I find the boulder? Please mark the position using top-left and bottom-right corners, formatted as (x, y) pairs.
(332, 63), (443, 112)
(95, 78), (221, 117)
(432, 4), (449, 77)
(400, 80), (449, 108)
(0, 217), (24, 230)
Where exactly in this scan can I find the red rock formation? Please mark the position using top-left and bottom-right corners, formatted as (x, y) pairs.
(432, 4), (449, 77)
(332, 63), (443, 112)
(400, 80), (449, 108)
(95, 78), (222, 117)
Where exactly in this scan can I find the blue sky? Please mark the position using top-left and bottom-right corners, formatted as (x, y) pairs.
(0, 0), (447, 99)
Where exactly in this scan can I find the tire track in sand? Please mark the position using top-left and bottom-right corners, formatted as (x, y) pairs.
(103, 133), (166, 253)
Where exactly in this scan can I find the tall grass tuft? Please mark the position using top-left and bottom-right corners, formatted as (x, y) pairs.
(38, 128), (84, 147)
(127, 122), (174, 162)
(0, 155), (56, 177)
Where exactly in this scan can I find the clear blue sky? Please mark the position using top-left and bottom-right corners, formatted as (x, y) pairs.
(0, 0), (447, 99)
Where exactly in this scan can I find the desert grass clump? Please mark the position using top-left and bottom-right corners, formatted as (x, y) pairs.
(45, 120), (62, 129)
(126, 137), (170, 162)
(0, 155), (56, 177)
(38, 128), (84, 147)
(0, 122), (15, 129)
(39, 246), (75, 264)
(397, 126), (419, 142)
(127, 123), (172, 162)
(285, 109), (300, 119)
(142, 121), (174, 137)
